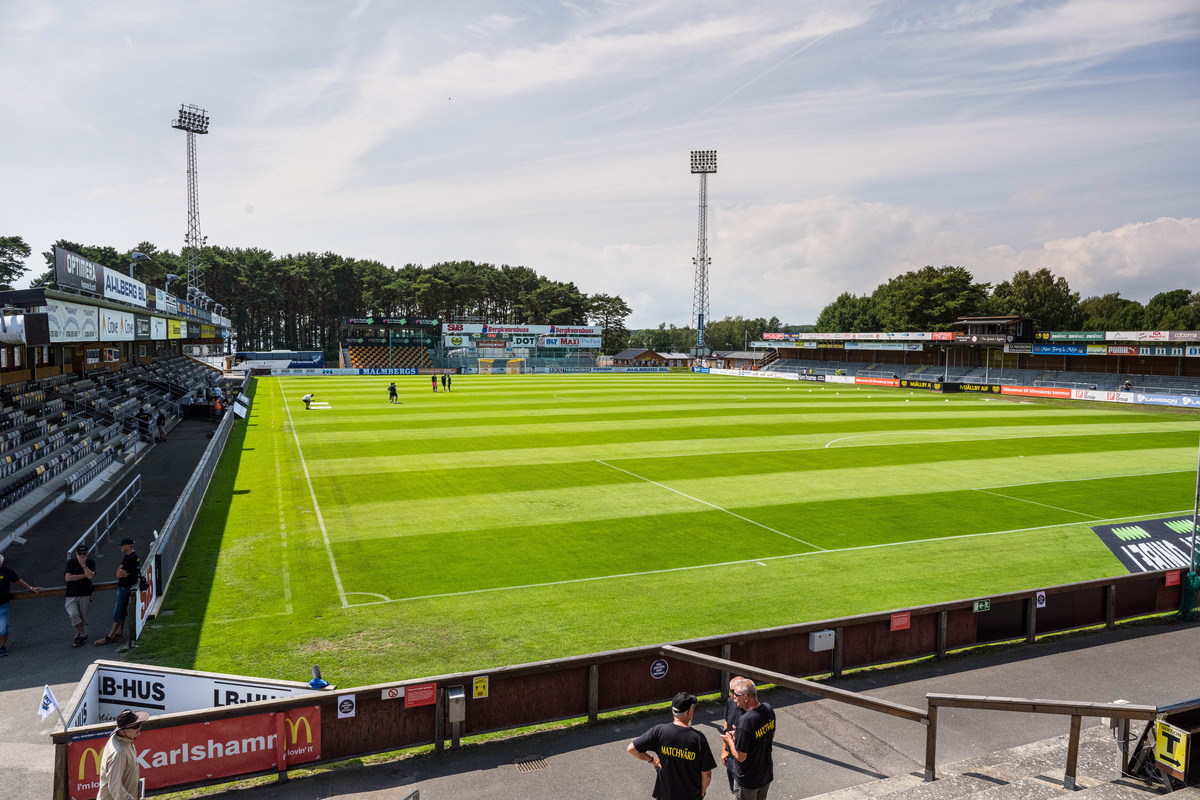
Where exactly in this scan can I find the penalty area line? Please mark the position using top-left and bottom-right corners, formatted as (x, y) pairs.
(971, 488), (1101, 519)
(345, 507), (1195, 608)
(595, 459), (825, 551)
(280, 381), (349, 609)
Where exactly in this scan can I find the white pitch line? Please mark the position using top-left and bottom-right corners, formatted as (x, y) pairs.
(280, 382), (349, 608)
(971, 488), (1101, 519)
(343, 508), (1196, 607)
(595, 459), (825, 550)
(978, 469), (1192, 491)
(274, 434), (294, 615)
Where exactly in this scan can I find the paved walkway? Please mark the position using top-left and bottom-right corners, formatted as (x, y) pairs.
(0, 416), (221, 800)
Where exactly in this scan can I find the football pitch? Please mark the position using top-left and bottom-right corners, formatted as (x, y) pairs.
(133, 374), (1200, 687)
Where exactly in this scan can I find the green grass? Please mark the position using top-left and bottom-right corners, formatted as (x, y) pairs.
(131, 374), (1200, 686)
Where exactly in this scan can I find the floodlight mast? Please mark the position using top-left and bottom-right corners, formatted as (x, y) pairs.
(690, 150), (716, 356)
(171, 104), (209, 299)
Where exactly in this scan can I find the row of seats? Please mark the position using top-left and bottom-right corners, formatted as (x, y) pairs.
(348, 345), (432, 369)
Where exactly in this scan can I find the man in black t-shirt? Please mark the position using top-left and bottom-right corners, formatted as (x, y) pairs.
(0, 553), (42, 657)
(720, 679), (776, 800)
(96, 538), (140, 646)
(721, 676), (746, 793)
(65, 545), (97, 647)
(628, 691), (717, 800)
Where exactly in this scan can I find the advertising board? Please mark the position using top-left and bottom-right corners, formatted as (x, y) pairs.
(843, 343), (922, 351)
(931, 332), (955, 341)
(1108, 330), (1170, 342)
(67, 706), (320, 800)
(443, 323), (602, 336)
(201, 325), (216, 339)
(1035, 331), (1106, 341)
(47, 301), (99, 342)
(1003, 343), (1033, 353)
(1001, 385), (1071, 399)
(103, 271), (148, 308)
(899, 379), (936, 390)
(1033, 344), (1085, 355)
(1106, 345), (1138, 355)
(1171, 331), (1200, 342)
(1138, 346), (1183, 357)
(151, 317), (167, 340)
(134, 315), (152, 340)
(957, 383), (1003, 394)
(854, 377), (899, 386)
(54, 246), (104, 295)
(1071, 389), (1134, 404)
(99, 309), (136, 342)
(167, 320), (182, 339)
(956, 334), (1013, 344)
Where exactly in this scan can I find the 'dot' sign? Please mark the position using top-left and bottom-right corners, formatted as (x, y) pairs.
(890, 612), (910, 632)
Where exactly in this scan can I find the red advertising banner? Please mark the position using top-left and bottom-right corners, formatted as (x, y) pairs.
(931, 332), (955, 341)
(855, 377), (899, 387)
(1107, 345), (1138, 355)
(1001, 385), (1072, 399)
(68, 707), (320, 800)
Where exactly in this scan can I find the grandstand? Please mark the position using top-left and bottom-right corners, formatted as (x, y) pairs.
(346, 343), (431, 370)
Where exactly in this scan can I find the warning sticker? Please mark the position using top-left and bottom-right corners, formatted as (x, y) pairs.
(1090, 516), (1197, 573)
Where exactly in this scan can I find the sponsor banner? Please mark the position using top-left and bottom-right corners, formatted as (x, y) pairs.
(154, 289), (178, 314)
(444, 335), (475, 349)
(443, 323), (601, 336)
(1139, 345), (1184, 357)
(668, 365), (691, 373)
(68, 707), (320, 800)
(54, 246), (105, 295)
(1033, 344), (1085, 355)
(1003, 343), (1033, 354)
(1107, 330), (1170, 342)
(1071, 389), (1135, 404)
(103, 271), (148, 308)
(578, 336), (602, 348)
(1086, 344), (1108, 355)
(47, 301), (100, 342)
(1188, 346), (1200, 358)
(1035, 331), (1106, 341)
(931, 332), (955, 341)
(956, 334), (1013, 344)
(900, 379), (936, 390)
(855, 377), (899, 387)
(1001, 385), (1072, 399)
(541, 336), (601, 348)
(1131, 392), (1200, 408)
(151, 317), (167, 340)
(844, 342), (923, 351)
(1091, 516), (1197, 574)
(90, 664), (317, 721)
(958, 382), (1003, 394)
(545, 367), (593, 373)
(509, 334), (539, 347)
(762, 332), (803, 340)
(346, 316), (439, 326)
(99, 309), (136, 342)
(815, 342), (844, 349)
(357, 368), (419, 375)
(1170, 331), (1200, 342)
(286, 357), (324, 369)
(1107, 345), (1138, 355)
(134, 315), (151, 340)
(167, 320), (182, 339)
(201, 325), (216, 339)
(614, 366), (669, 372)
(824, 375), (856, 384)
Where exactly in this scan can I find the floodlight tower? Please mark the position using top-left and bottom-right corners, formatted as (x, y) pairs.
(690, 150), (716, 356)
(171, 104), (210, 299)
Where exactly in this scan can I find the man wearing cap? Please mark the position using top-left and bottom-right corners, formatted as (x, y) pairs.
(0, 553), (42, 657)
(97, 708), (148, 800)
(719, 679), (776, 800)
(628, 691), (717, 799)
(96, 538), (139, 646)
(64, 545), (96, 647)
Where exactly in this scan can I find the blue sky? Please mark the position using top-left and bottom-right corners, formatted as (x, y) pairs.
(1, 1), (1197, 327)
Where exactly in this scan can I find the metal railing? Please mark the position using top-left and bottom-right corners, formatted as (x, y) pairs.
(67, 475), (142, 556)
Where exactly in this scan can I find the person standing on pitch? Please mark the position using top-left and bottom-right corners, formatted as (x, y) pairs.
(628, 691), (716, 800)
(720, 679), (776, 800)
(65, 545), (96, 647)
(0, 553), (42, 657)
(97, 708), (149, 800)
(431, 374), (438, 392)
(388, 382), (398, 403)
(446, 374), (452, 391)
(440, 374), (447, 391)
(720, 676), (746, 793)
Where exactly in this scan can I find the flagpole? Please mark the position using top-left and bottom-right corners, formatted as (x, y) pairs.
(1191, 437), (1199, 573)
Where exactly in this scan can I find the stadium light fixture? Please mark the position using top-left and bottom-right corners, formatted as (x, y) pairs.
(171, 104), (209, 135)
(690, 150), (717, 174)
(164, 273), (179, 294)
(129, 251), (151, 278)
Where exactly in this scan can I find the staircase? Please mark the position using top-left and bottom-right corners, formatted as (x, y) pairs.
(809, 726), (1170, 800)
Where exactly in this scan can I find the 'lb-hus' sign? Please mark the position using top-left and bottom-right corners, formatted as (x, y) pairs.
(54, 246), (105, 295)
(67, 706), (321, 800)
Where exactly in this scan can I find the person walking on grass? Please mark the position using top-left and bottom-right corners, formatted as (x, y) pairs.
(388, 382), (398, 403)
(719, 679), (776, 800)
(0, 553), (42, 657)
(96, 538), (139, 646)
(65, 545), (96, 647)
(628, 691), (716, 800)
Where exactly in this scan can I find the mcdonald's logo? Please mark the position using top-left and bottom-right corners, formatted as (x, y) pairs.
(77, 746), (103, 779)
(286, 716), (312, 744)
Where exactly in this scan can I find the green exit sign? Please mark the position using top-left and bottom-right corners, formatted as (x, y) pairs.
(973, 599), (991, 613)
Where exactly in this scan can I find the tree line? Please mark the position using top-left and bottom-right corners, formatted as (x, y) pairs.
(813, 266), (1200, 333)
(0, 236), (635, 357)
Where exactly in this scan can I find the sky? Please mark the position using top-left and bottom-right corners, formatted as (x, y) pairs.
(1, 1), (1198, 328)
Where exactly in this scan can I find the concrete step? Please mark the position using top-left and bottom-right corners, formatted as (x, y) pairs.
(808, 771), (926, 800)
(854, 773), (998, 800)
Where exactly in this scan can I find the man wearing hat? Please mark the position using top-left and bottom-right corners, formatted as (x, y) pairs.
(97, 708), (149, 800)
(628, 691), (717, 799)
(96, 538), (140, 646)
(64, 545), (97, 647)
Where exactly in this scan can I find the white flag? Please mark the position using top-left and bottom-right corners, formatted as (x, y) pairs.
(38, 685), (59, 721)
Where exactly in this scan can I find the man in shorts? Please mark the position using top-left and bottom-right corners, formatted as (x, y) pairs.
(302, 393), (314, 410)
(0, 553), (42, 656)
(65, 545), (96, 647)
(388, 382), (398, 403)
(628, 691), (716, 799)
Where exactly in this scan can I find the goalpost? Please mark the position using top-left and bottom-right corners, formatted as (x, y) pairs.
(477, 358), (527, 374)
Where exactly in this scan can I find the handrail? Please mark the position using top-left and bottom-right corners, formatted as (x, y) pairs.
(923, 693), (1157, 789)
(659, 645), (928, 723)
(67, 475), (141, 556)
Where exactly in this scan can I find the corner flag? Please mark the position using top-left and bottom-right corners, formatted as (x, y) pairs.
(38, 685), (59, 721)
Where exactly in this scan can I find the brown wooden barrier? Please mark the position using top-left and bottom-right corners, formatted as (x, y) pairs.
(51, 568), (1185, 799)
